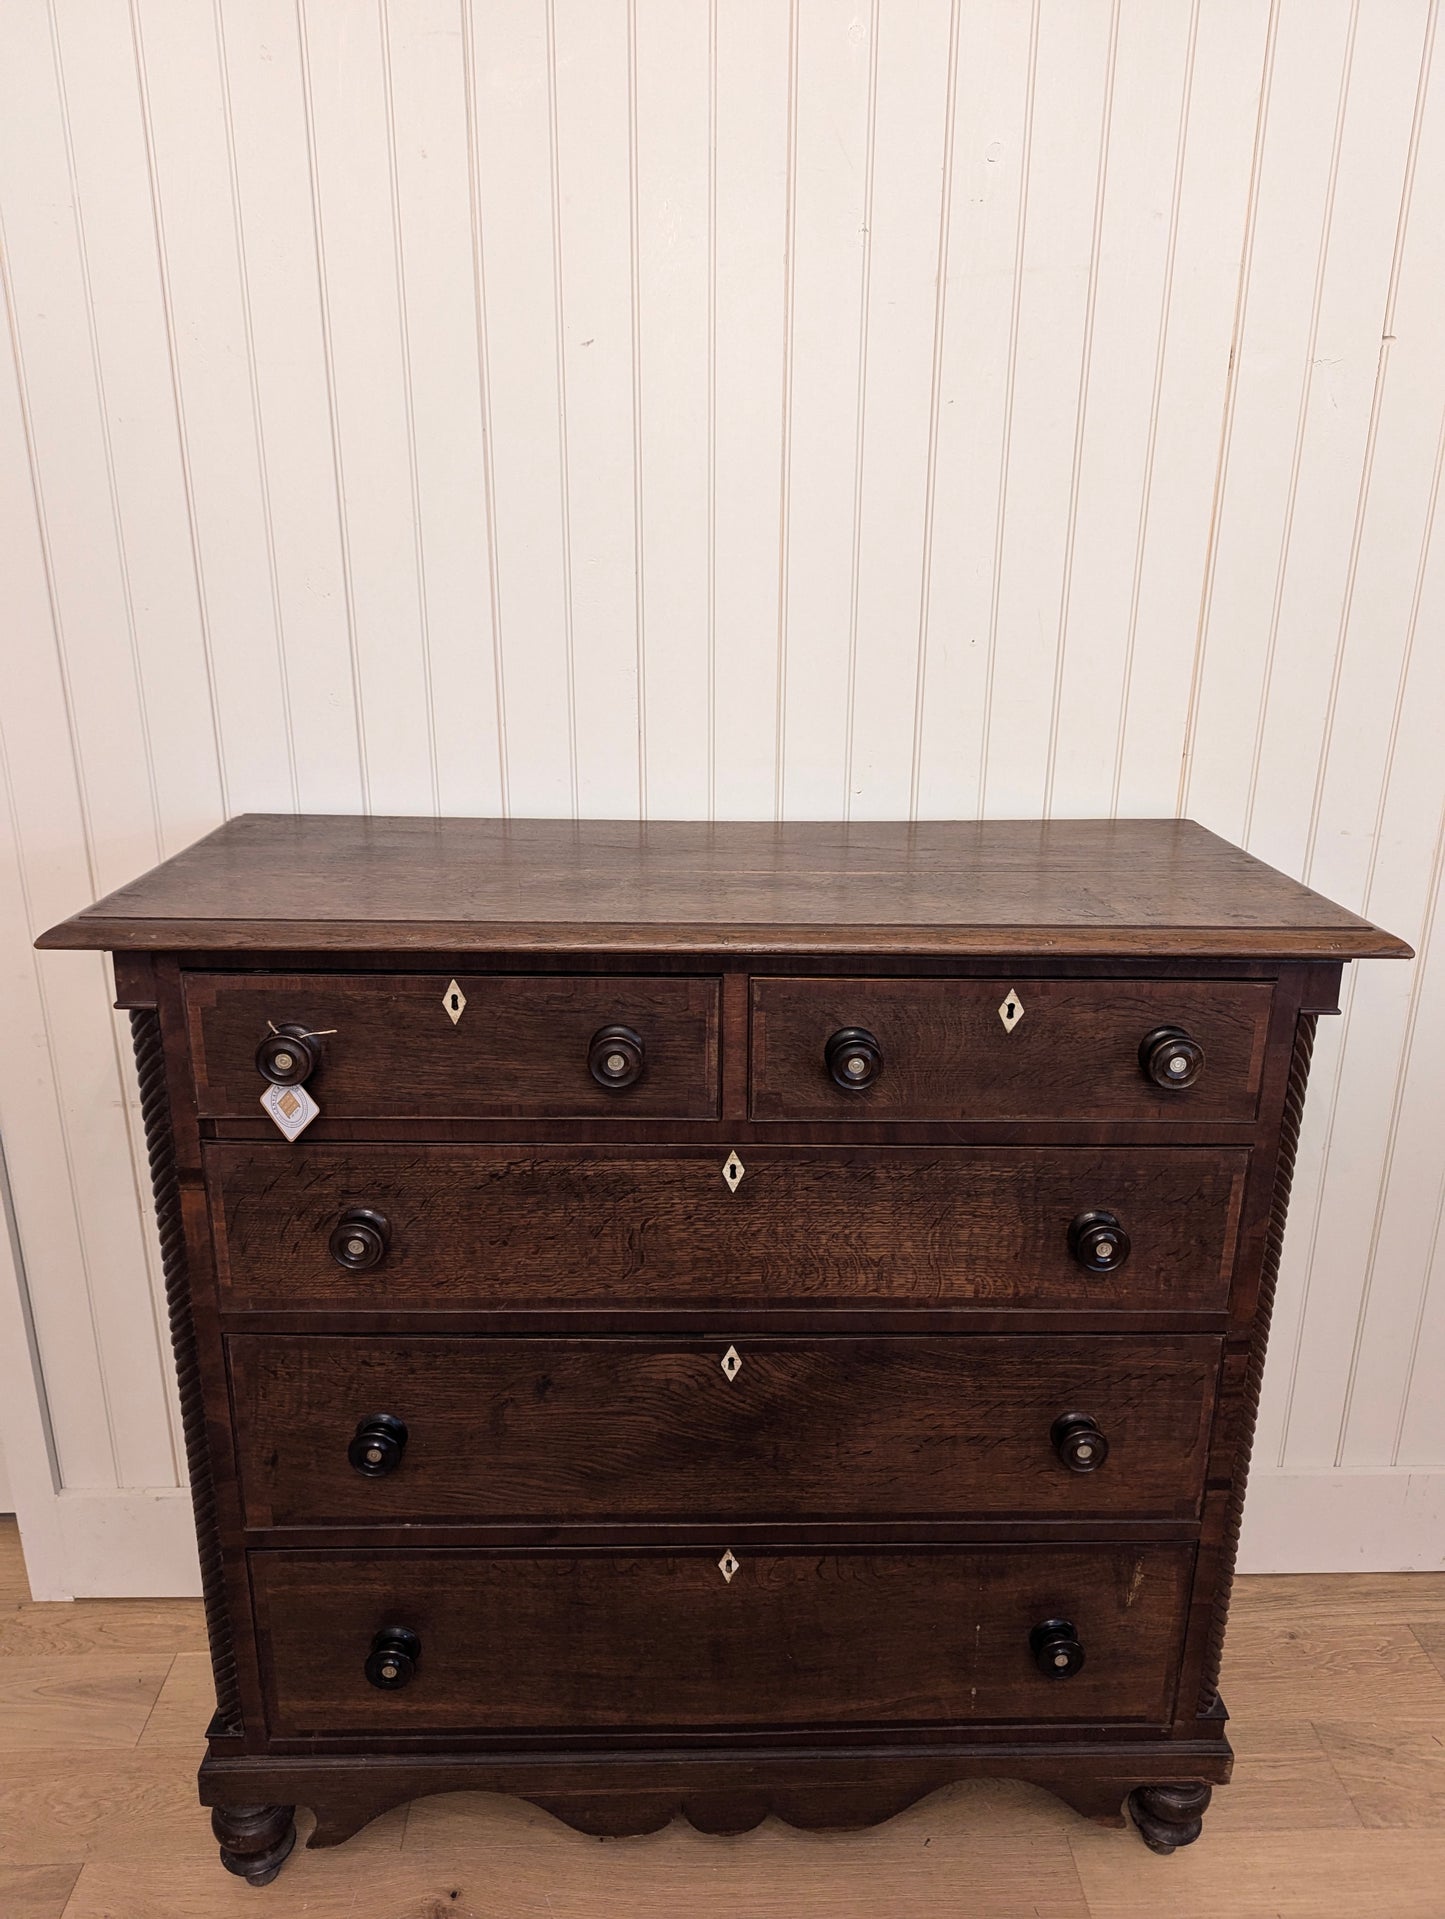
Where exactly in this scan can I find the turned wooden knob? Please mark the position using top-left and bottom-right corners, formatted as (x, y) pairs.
(825, 1027), (883, 1090)
(255, 1024), (319, 1086)
(589, 1025), (645, 1090)
(1068, 1209), (1130, 1274)
(365, 1625), (420, 1690)
(1030, 1618), (1085, 1678)
(1051, 1412), (1109, 1473)
(1140, 1024), (1205, 1089)
(348, 1414), (408, 1477)
(328, 1208), (390, 1272)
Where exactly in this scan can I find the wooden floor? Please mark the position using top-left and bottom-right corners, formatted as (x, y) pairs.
(2, 1521), (1444, 1917)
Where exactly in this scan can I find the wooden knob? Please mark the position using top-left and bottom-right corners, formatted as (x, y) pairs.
(348, 1414), (408, 1477)
(1051, 1412), (1109, 1473)
(1140, 1025), (1205, 1089)
(328, 1209), (390, 1272)
(255, 1024), (318, 1086)
(589, 1024), (645, 1090)
(365, 1625), (420, 1690)
(825, 1027), (883, 1090)
(1030, 1618), (1085, 1678)
(1068, 1209), (1130, 1274)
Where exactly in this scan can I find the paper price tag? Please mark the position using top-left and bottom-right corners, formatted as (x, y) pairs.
(260, 1081), (320, 1141)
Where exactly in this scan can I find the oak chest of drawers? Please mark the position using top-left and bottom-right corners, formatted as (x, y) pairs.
(40, 814), (1409, 1883)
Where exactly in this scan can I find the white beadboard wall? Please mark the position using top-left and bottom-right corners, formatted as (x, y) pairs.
(1, 0), (1443, 1597)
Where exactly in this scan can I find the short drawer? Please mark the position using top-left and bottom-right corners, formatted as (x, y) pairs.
(251, 1543), (1194, 1735)
(228, 1333), (1221, 1527)
(183, 971), (720, 1120)
(750, 976), (1273, 1122)
(208, 1143), (1247, 1315)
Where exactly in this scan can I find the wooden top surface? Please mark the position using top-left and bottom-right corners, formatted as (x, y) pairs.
(37, 813), (1410, 960)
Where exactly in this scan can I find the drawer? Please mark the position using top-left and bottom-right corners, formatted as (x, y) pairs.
(183, 971), (720, 1120)
(229, 1332), (1221, 1527)
(252, 1543), (1194, 1735)
(750, 976), (1273, 1121)
(208, 1143), (1246, 1315)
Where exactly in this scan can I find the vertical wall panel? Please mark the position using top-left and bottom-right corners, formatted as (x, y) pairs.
(710, 0), (790, 818)
(0, 3), (168, 892)
(978, 0), (1112, 817)
(466, 0), (573, 815)
(1241, 0), (1430, 878)
(552, 0), (644, 816)
(3, 0), (1445, 1585)
(301, 0), (436, 813)
(841, 0), (953, 819)
(912, 0), (1036, 820)
(133, 0), (296, 818)
(0, 2), (184, 1497)
(1289, 319), (1445, 1467)
(0, 329), (124, 1492)
(1112, 0), (1273, 815)
(776, 0), (874, 817)
(43, 0), (227, 853)
(1183, 0), (1359, 839)
(1334, 12), (1445, 1470)
(1201, 0), (1435, 1472)
(214, 0), (366, 813)
(385, 0), (506, 817)
(1044, 0), (1195, 818)
(633, 0), (712, 817)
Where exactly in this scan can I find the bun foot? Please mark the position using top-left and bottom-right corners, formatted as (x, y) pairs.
(1128, 1782), (1212, 1854)
(212, 1804), (297, 1886)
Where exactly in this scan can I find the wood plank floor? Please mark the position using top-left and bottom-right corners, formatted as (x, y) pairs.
(2, 1521), (1443, 1918)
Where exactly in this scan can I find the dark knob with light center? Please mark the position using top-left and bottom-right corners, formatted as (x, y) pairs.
(1068, 1209), (1131, 1274)
(1051, 1412), (1109, 1473)
(255, 1024), (318, 1086)
(825, 1027), (883, 1090)
(1030, 1618), (1085, 1678)
(328, 1208), (391, 1272)
(365, 1625), (421, 1690)
(348, 1414), (408, 1477)
(1140, 1024), (1205, 1090)
(589, 1025), (645, 1090)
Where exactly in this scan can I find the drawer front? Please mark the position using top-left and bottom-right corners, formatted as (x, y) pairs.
(252, 1543), (1193, 1735)
(750, 976), (1273, 1121)
(229, 1333), (1221, 1527)
(208, 1144), (1246, 1314)
(184, 972), (720, 1119)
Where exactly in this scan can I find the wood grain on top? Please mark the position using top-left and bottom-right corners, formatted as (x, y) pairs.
(36, 813), (1411, 958)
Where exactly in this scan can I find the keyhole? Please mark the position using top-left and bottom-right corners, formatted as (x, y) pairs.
(1005, 1006), (1015, 1021)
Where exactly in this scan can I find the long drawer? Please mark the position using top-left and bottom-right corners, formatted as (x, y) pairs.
(208, 1143), (1247, 1314)
(228, 1333), (1221, 1527)
(751, 976), (1273, 1122)
(184, 971), (721, 1120)
(251, 1543), (1194, 1736)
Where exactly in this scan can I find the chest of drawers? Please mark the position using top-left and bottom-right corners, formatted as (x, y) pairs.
(40, 815), (1408, 1884)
